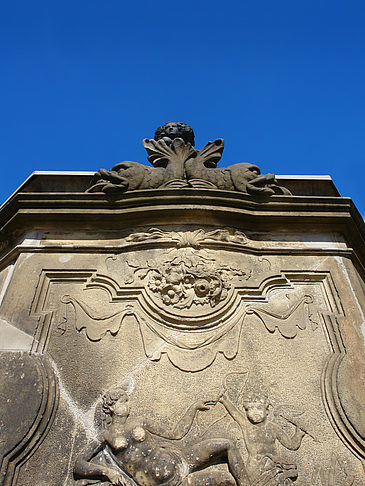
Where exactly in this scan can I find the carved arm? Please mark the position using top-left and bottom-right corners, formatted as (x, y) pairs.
(274, 423), (306, 451)
(147, 400), (209, 440)
(219, 395), (247, 426)
(74, 440), (132, 485)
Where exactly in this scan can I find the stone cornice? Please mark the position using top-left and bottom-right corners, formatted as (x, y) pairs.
(0, 187), (364, 274)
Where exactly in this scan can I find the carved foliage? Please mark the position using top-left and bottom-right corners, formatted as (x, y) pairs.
(311, 454), (364, 486)
(124, 227), (250, 247)
(30, 265), (365, 464)
(143, 137), (195, 172)
(28, 261), (365, 466)
(86, 123), (291, 196)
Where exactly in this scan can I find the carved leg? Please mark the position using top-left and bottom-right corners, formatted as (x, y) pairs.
(183, 439), (250, 486)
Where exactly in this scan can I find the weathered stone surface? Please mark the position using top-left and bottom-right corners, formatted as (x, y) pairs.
(87, 123), (291, 197)
(0, 129), (364, 485)
(0, 352), (58, 485)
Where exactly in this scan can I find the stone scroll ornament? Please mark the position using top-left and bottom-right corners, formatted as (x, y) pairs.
(86, 122), (292, 196)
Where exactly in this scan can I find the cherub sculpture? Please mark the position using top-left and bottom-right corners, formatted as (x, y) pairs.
(216, 375), (308, 486)
(74, 384), (250, 486)
(86, 122), (291, 197)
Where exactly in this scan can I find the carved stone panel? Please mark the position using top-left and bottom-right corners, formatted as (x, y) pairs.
(0, 221), (363, 486)
(2, 123), (365, 485)
(0, 176), (364, 486)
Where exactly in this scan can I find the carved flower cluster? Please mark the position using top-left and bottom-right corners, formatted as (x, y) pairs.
(146, 255), (237, 308)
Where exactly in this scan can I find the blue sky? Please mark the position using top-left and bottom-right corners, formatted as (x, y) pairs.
(1, 1), (365, 214)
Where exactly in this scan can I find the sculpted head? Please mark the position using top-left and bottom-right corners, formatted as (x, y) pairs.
(154, 122), (195, 146)
(241, 392), (269, 424)
(102, 385), (130, 419)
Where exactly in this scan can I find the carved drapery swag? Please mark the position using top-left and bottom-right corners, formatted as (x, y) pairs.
(2, 123), (365, 486)
(27, 222), (365, 485)
(58, 228), (320, 372)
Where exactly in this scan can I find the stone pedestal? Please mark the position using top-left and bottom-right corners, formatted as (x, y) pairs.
(1, 171), (364, 486)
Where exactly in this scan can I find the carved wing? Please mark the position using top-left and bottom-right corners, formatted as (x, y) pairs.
(274, 404), (304, 423)
(274, 405), (317, 440)
(195, 139), (224, 168)
(143, 138), (195, 174)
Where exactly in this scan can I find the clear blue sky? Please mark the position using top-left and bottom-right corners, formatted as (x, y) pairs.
(1, 1), (365, 214)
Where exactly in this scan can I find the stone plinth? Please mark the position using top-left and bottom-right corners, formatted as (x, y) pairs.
(1, 169), (364, 486)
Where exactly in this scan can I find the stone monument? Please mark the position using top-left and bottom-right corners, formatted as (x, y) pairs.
(0, 123), (364, 485)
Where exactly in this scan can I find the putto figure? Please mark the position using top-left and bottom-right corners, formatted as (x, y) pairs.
(218, 382), (307, 486)
(74, 384), (250, 486)
(86, 122), (291, 196)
